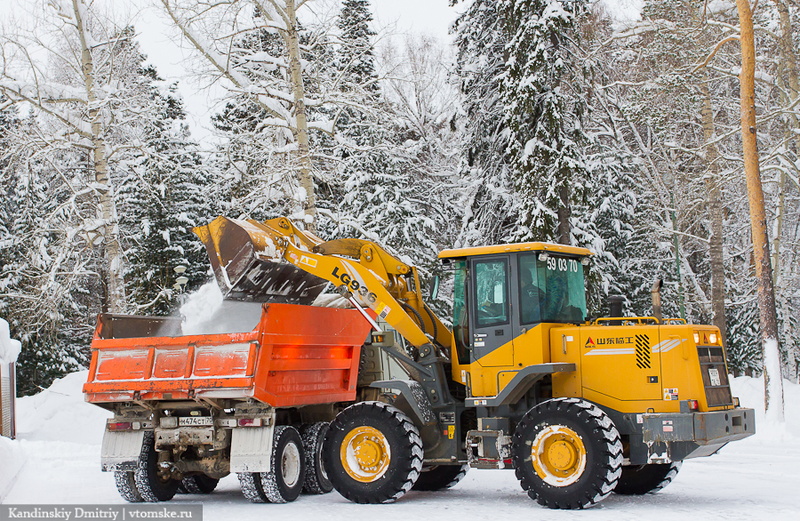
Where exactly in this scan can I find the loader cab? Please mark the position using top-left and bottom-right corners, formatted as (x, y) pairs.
(439, 243), (592, 397)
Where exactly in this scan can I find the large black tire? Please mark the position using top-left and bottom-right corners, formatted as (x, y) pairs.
(511, 398), (623, 509)
(614, 462), (682, 495)
(238, 472), (267, 503)
(301, 422), (334, 494)
(180, 475), (220, 494)
(260, 426), (306, 503)
(114, 471), (143, 502)
(134, 431), (180, 502)
(412, 464), (469, 491)
(323, 401), (423, 504)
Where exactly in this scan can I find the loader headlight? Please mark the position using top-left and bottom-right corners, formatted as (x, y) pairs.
(693, 332), (700, 343)
(709, 333), (718, 345)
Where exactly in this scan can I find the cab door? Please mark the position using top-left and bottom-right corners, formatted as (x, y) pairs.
(469, 256), (514, 367)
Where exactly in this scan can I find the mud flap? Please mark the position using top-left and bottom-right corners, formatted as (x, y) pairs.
(101, 430), (146, 471)
(230, 426), (275, 473)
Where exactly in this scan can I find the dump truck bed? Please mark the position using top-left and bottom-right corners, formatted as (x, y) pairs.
(83, 303), (372, 408)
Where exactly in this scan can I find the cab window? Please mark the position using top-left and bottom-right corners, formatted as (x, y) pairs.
(520, 252), (586, 324)
(473, 259), (509, 327)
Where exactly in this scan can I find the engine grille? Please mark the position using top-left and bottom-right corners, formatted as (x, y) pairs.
(697, 346), (733, 407)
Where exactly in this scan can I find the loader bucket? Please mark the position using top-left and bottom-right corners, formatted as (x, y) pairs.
(194, 216), (328, 304)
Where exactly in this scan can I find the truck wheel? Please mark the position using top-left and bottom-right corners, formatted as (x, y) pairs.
(323, 401), (423, 504)
(614, 462), (682, 495)
(115, 471), (143, 502)
(260, 425), (306, 503)
(511, 398), (623, 509)
(134, 431), (180, 502)
(180, 475), (220, 494)
(412, 464), (469, 491)
(238, 472), (267, 503)
(301, 422), (333, 494)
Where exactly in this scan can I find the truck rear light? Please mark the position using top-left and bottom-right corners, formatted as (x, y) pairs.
(107, 422), (133, 431)
(237, 418), (263, 427)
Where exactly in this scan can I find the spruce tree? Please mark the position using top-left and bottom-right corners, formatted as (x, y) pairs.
(452, 0), (518, 246)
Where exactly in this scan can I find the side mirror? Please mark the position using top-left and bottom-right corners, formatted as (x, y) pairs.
(431, 275), (440, 300)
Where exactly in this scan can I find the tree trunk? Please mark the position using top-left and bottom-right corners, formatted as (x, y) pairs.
(284, 0), (317, 231)
(699, 80), (728, 347)
(72, 0), (125, 313)
(736, 0), (784, 420)
(557, 184), (571, 245)
(774, 0), (800, 381)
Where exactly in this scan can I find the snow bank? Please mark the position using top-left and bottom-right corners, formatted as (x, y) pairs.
(0, 435), (25, 502)
(0, 317), (21, 364)
(731, 374), (800, 439)
(15, 371), (110, 445)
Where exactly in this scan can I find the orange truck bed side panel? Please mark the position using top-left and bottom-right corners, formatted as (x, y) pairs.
(83, 304), (372, 407)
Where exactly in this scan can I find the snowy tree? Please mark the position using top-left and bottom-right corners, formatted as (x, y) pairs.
(0, 0), (132, 312)
(0, 3), (214, 392)
(115, 56), (214, 315)
(160, 0), (336, 230)
(452, 0), (518, 247)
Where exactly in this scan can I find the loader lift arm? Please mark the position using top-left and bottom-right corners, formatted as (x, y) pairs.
(194, 216), (452, 352)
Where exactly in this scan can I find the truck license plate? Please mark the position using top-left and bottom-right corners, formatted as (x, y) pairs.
(178, 416), (213, 426)
(708, 368), (721, 387)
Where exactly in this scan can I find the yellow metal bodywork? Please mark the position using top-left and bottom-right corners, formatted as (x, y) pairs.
(455, 319), (731, 414)
(196, 215), (732, 418)
(451, 323), (559, 397)
(439, 243), (592, 259)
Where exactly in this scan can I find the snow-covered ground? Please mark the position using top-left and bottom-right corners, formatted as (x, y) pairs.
(2, 371), (799, 520)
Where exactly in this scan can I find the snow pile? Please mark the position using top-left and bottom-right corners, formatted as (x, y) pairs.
(179, 281), (263, 335)
(0, 435), (24, 501)
(0, 317), (21, 364)
(15, 371), (110, 445)
(731, 375), (799, 439)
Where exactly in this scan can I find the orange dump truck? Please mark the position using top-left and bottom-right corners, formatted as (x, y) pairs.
(84, 302), (372, 503)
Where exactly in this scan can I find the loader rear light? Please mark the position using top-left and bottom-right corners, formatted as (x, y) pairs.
(688, 400), (699, 411)
(107, 422), (133, 431)
(237, 418), (263, 427)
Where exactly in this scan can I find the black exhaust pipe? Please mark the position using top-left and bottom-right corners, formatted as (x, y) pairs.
(608, 295), (625, 325)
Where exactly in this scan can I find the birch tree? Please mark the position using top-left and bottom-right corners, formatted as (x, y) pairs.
(160, 0), (332, 230)
(0, 0), (128, 312)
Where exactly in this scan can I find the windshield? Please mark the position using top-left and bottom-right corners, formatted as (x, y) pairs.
(519, 253), (586, 324)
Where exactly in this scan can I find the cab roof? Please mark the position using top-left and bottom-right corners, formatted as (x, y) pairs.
(438, 242), (593, 260)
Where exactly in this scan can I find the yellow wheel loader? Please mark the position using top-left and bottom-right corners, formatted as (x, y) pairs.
(192, 216), (754, 509)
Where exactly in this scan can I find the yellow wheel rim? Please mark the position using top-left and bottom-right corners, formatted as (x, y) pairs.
(340, 426), (392, 483)
(530, 425), (587, 486)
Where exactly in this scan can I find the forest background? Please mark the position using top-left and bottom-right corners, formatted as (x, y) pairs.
(0, 0), (797, 399)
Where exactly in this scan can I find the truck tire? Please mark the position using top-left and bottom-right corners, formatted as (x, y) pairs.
(614, 462), (682, 495)
(412, 464), (469, 491)
(238, 472), (267, 503)
(323, 401), (423, 504)
(134, 431), (180, 502)
(511, 398), (623, 509)
(180, 475), (219, 494)
(114, 471), (143, 502)
(260, 425), (306, 503)
(301, 422), (333, 494)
